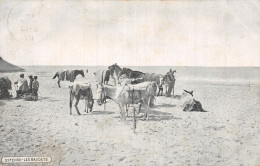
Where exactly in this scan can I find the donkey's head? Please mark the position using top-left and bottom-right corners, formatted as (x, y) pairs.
(80, 70), (85, 77)
(88, 97), (94, 112)
(183, 89), (193, 96)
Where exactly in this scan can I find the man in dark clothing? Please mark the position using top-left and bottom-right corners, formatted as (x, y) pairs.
(28, 75), (34, 93)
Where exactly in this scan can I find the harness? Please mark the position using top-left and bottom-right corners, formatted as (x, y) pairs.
(126, 84), (142, 103)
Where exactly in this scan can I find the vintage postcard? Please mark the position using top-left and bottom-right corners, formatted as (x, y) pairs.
(0, 0), (259, 165)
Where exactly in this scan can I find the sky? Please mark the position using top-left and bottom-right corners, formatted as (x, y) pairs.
(0, 0), (259, 66)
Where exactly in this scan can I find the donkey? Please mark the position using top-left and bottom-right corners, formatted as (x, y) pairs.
(182, 89), (205, 112)
(96, 82), (156, 120)
(69, 82), (94, 115)
(0, 76), (12, 99)
(53, 69), (85, 88)
(108, 63), (123, 83)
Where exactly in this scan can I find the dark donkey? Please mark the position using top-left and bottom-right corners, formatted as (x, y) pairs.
(0, 76), (12, 99)
(53, 69), (85, 88)
(121, 68), (145, 79)
(108, 63), (123, 81)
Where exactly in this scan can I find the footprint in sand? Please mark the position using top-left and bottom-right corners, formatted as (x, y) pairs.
(18, 147), (24, 152)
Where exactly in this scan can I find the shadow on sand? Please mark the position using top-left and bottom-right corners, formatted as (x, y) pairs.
(122, 109), (182, 122)
(154, 104), (176, 108)
(92, 111), (114, 115)
(148, 110), (182, 121)
(173, 95), (182, 100)
(0, 101), (5, 106)
(88, 111), (114, 115)
(184, 109), (208, 113)
(148, 115), (182, 121)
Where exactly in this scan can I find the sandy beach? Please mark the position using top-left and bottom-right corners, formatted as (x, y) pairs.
(0, 67), (260, 166)
(1, 0), (259, 165)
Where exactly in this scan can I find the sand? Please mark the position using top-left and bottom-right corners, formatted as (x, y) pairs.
(0, 72), (259, 166)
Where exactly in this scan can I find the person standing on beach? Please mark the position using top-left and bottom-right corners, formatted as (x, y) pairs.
(171, 69), (176, 97)
(14, 74), (29, 98)
(31, 76), (39, 100)
(166, 69), (176, 97)
(28, 75), (34, 93)
(157, 75), (164, 96)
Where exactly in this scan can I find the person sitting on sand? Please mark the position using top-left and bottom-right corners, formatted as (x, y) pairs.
(28, 75), (34, 93)
(157, 75), (164, 96)
(31, 76), (39, 100)
(14, 74), (29, 98)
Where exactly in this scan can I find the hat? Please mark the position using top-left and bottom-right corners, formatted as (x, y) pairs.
(20, 74), (24, 77)
(28, 75), (33, 78)
(34, 76), (38, 79)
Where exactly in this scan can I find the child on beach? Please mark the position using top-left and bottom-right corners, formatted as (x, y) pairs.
(158, 75), (164, 96)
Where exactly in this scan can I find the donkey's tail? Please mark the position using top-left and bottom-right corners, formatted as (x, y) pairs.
(53, 72), (58, 79)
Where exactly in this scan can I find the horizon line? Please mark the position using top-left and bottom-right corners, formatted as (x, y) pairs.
(18, 65), (260, 68)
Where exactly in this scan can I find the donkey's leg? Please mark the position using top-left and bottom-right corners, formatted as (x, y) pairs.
(74, 95), (81, 115)
(122, 104), (126, 121)
(146, 106), (150, 120)
(172, 80), (175, 97)
(87, 100), (89, 113)
(70, 93), (74, 115)
(137, 103), (142, 115)
(84, 99), (88, 113)
(142, 99), (149, 120)
(143, 105), (149, 120)
(125, 104), (128, 117)
(58, 80), (61, 88)
(118, 103), (124, 120)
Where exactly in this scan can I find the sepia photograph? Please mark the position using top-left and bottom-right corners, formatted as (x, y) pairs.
(0, 0), (259, 165)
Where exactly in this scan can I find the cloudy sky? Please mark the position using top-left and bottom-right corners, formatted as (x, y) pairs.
(0, 0), (259, 66)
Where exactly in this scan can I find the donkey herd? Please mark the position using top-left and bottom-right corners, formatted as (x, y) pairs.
(62, 64), (177, 120)
(54, 64), (203, 131)
(0, 63), (203, 131)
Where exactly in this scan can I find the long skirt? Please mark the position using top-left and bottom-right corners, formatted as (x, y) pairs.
(166, 80), (175, 97)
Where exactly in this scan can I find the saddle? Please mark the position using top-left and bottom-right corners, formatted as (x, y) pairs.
(62, 70), (75, 81)
(71, 82), (91, 95)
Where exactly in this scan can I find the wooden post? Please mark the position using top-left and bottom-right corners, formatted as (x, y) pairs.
(133, 107), (136, 133)
(132, 88), (137, 133)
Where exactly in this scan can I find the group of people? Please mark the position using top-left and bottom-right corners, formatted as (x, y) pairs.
(14, 74), (39, 100)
